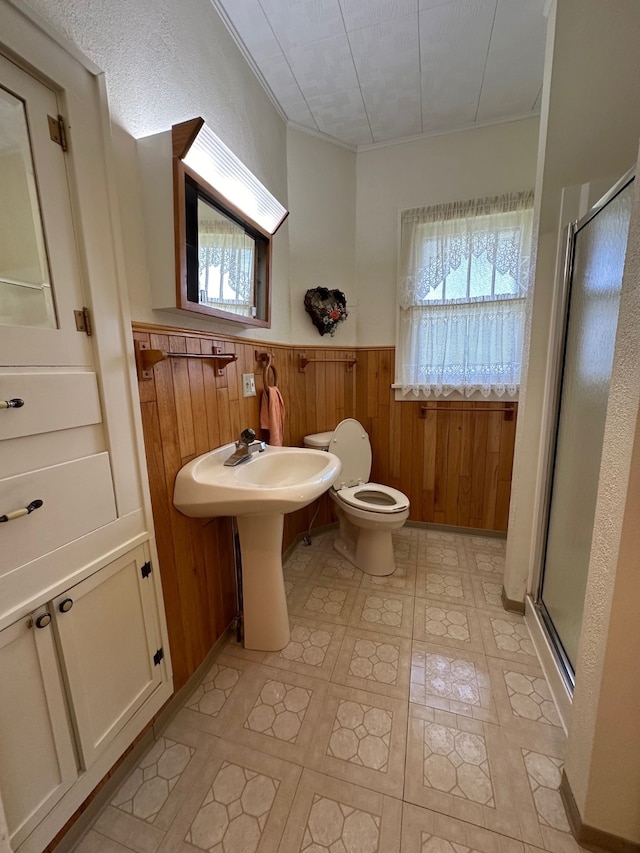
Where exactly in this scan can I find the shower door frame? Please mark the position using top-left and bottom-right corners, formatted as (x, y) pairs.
(532, 167), (636, 694)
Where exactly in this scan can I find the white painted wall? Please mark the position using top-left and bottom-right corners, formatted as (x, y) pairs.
(22, 0), (291, 343)
(354, 118), (540, 346)
(286, 128), (356, 346)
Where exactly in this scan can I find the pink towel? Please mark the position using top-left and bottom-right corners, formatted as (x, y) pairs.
(260, 385), (286, 446)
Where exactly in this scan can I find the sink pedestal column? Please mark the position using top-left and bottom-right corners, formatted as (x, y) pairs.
(236, 512), (290, 651)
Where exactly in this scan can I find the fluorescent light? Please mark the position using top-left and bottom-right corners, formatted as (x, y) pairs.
(182, 122), (287, 235)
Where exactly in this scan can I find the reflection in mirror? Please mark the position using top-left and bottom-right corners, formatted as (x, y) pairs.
(0, 85), (56, 328)
(196, 196), (256, 318)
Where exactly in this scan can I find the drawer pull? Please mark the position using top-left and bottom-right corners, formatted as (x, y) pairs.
(0, 498), (44, 523)
(0, 398), (24, 409)
(35, 613), (52, 629)
(59, 598), (74, 613)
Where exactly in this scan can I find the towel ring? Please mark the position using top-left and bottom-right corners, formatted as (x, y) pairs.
(262, 354), (278, 389)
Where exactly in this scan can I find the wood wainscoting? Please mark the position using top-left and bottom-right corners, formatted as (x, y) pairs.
(133, 323), (517, 689)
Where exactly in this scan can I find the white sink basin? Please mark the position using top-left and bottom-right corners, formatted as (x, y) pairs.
(173, 442), (341, 653)
(173, 443), (340, 516)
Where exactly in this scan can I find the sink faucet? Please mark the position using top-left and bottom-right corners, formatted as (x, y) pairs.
(224, 427), (266, 466)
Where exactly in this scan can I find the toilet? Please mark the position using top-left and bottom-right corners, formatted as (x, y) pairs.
(303, 418), (410, 576)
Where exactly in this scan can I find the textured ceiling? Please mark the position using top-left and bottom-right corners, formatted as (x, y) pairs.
(212, 0), (547, 149)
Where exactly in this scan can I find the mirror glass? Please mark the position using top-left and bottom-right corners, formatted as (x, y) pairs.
(197, 197), (256, 318)
(0, 85), (56, 328)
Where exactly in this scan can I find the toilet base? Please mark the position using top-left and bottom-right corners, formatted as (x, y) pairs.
(334, 528), (395, 576)
(331, 498), (402, 576)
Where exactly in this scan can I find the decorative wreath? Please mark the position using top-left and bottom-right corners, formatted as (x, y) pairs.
(304, 287), (348, 337)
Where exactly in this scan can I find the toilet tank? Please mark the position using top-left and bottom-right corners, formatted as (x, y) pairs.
(303, 430), (334, 450)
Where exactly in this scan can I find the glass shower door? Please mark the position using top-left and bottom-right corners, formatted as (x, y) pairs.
(539, 174), (634, 682)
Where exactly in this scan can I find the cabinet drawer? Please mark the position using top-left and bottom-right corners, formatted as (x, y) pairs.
(0, 372), (102, 441)
(0, 453), (116, 576)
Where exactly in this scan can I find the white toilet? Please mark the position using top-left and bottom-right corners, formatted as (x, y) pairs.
(303, 418), (410, 576)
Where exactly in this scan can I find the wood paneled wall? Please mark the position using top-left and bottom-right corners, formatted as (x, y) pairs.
(133, 323), (517, 688)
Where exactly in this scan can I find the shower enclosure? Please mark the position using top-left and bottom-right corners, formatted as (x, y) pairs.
(536, 170), (634, 688)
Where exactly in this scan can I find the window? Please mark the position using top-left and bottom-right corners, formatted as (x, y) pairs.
(396, 191), (534, 398)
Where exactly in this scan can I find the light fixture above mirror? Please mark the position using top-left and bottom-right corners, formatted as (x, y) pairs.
(172, 118), (288, 327)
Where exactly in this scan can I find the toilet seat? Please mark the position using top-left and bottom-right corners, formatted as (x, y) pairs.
(330, 418), (372, 488)
(333, 483), (409, 514)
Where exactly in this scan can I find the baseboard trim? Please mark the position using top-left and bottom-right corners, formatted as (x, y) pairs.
(560, 771), (640, 853)
(501, 586), (525, 614)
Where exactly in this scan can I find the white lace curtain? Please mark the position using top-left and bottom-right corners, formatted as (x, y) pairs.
(397, 190), (534, 397)
(198, 219), (255, 316)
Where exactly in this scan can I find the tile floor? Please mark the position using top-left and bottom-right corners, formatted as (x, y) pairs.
(76, 527), (584, 853)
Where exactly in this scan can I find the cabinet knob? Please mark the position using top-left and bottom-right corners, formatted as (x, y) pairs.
(0, 398), (24, 409)
(0, 499), (43, 523)
(35, 613), (52, 629)
(59, 598), (74, 613)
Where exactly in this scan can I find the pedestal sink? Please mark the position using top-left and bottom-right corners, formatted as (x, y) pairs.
(173, 443), (341, 651)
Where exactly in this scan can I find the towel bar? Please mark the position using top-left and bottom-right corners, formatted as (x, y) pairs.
(298, 354), (357, 372)
(135, 340), (237, 380)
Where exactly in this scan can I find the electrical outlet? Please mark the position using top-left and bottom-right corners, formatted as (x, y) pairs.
(242, 373), (256, 397)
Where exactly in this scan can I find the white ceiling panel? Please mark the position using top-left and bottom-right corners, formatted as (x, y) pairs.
(259, 0), (344, 49)
(476, 0), (547, 122)
(213, 0), (546, 148)
(339, 0), (417, 33)
(286, 34), (359, 99)
(306, 87), (373, 146)
(348, 14), (420, 87)
(259, 53), (306, 106)
(221, 0), (281, 61)
(420, 0), (496, 131)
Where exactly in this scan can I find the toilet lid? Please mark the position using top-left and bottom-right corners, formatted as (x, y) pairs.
(330, 418), (371, 488)
(335, 483), (409, 513)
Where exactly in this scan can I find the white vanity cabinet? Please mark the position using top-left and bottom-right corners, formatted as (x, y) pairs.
(0, 544), (167, 852)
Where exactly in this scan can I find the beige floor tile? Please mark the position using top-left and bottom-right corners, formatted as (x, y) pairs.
(401, 802), (528, 853)
(74, 830), (140, 853)
(416, 566), (476, 605)
(175, 654), (254, 737)
(470, 576), (505, 611)
(157, 740), (301, 853)
(108, 724), (217, 833)
(262, 615), (346, 681)
(278, 768), (402, 852)
(393, 528), (420, 565)
(309, 550), (365, 587)
(306, 683), (409, 798)
(405, 706), (522, 839)
(478, 611), (538, 664)
(466, 547), (506, 578)
(360, 561), (417, 596)
(92, 806), (166, 853)
(287, 579), (359, 624)
(332, 627), (412, 699)
(283, 546), (318, 579)
(413, 598), (485, 653)
(410, 641), (497, 723)
(501, 729), (577, 853)
(349, 588), (415, 638)
(487, 656), (564, 735)
(418, 535), (470, 572)
(221, 663), (329, 765)
(223, 634), (267, 664)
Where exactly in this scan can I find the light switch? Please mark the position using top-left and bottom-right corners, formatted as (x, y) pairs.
(242, 373), (256, 397)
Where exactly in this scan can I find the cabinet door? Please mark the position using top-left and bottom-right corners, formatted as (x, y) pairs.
(0, 609), (77, 850)
(0, 52), (93, 367)
(52, 547), (163, 769)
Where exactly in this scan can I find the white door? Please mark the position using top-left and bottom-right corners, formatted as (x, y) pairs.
(0, 52), (93, 367)
(52, 547), (163, 769)
(0, 608), (77, 850)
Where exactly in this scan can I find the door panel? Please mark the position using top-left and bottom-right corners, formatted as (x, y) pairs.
(540, 178), (633, 674)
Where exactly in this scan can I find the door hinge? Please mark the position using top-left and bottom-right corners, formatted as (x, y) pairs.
(74, 307), (92, 336)
(141, 560), (152, 579)
(48, 114), (68, 152)
(153, 647), (164, 666)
